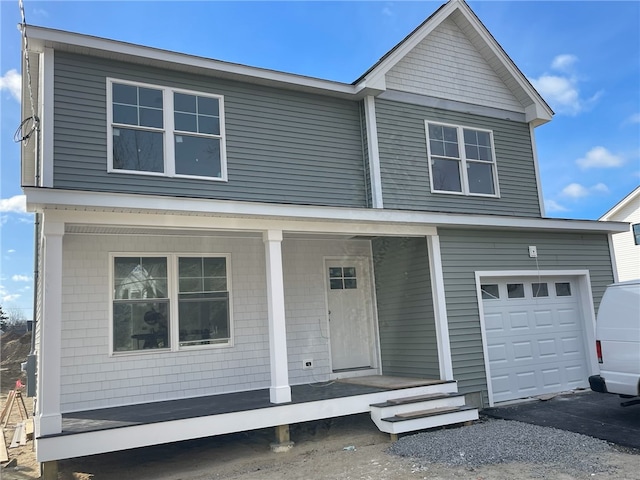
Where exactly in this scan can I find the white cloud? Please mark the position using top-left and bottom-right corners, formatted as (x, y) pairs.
(12, 275), (31, 282)
(591, 183), (609, 193)
(551, 54), (578, 72)
(7, 249), (16, 254)
(545, 199), (568, 212)
(0, 69), (21, 102)
(0, 195), (27, 213)
(625, 113), (640, 124)
(529, 55), (602, 115)
(0, 285), (21, 304)
(561, 183), (590, 199)
(32, 8), (48, 17)
(576, 146), (623, 169)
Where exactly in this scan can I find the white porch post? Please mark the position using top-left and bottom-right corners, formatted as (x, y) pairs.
(426, 235), (454, 381)
(263, 230), (291, 404)
(37, 218), (64, 435)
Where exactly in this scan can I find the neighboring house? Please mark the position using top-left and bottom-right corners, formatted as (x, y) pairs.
(599, 186), (640, 282)
(19, 0), (627, 473)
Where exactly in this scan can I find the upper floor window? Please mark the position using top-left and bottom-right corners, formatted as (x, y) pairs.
(108, 79), (227, 181)
(425, 122), (499, 197)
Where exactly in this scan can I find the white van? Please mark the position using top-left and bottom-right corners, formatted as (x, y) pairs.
(589, 279), (640, 405)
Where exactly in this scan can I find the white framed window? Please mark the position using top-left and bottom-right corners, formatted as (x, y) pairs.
(107, 78), (227, 181)
(110, 253), (232, 354)
(425, 121), (499, 197)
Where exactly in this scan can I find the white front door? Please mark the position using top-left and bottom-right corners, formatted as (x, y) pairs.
(325, 258), (375, 371)
(481, 277), (588, 403)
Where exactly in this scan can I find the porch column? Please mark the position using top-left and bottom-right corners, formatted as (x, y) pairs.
(263, 230), (291, 403)
(37, 218), (64, 435)
(426, 235), (454, 380)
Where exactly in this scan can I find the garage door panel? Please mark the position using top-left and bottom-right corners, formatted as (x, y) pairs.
(483, 277), (588, 403)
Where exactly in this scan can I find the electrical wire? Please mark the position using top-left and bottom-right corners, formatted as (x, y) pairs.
(16, 0), (40, 145)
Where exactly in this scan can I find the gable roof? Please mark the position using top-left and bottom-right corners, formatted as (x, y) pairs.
(353, 0), (553, 126)
(599, 186), (640, 221)
(22, 0), (552, 125)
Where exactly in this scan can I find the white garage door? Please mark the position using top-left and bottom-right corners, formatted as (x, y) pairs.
(481, 277), (589, 403)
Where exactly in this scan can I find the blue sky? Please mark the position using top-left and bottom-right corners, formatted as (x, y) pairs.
(0, 1), (639, 319)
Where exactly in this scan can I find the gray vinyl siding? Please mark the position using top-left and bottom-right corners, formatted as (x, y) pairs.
(372, 237), (439, 378)
(53, 52), (367, 207)
(376, 97), (541, 217)
(438, 228), (614, 405)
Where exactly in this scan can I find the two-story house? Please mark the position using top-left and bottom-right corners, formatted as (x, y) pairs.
(20, 0), (627, 474)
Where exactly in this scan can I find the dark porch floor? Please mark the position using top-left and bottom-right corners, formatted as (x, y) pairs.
(58, 381), (397, 436)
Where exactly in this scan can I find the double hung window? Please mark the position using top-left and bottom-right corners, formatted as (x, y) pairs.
(108, 79), (227, 180)
(425, 122), (499, 196)
(111, 254), (232, 353)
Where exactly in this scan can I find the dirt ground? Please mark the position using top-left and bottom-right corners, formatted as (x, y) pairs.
(2, 330), (639, 480)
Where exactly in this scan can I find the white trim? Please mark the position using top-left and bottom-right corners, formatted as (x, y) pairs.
(263, 230), (291, 403)
(425, 121), (500, 198)
(106, 78), (228, 181)
(607, 233), (620, 284)
(24, 189), (629, 234)
(41, 47), (54, 187)
(599, 186), (640, 221)
(364, 96), (384, 208)
(474, 269), (597, 406)
(36, 219), (64, 436)
(529, 124), (546, 217)
(25, 26), (360, 99)
(426, 235), (454, 380)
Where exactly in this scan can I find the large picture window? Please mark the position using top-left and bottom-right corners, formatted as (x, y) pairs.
(108, 79), (227, 181)
(425, 122), (499, 197)
(111, 254), (232, 353)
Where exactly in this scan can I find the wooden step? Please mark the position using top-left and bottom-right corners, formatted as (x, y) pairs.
(370, 392), (464, 409)
(383, 405), (476, 422)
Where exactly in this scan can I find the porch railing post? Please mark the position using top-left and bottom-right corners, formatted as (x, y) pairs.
(263, 230), (292, 403)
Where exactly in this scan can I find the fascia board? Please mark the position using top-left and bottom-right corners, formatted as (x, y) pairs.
(24, 25), (358, 98)
(599, 186), (640, 221)
(24, 188), (629, 234)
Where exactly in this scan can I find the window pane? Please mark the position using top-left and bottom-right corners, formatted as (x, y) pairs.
(443, 126), (457, 143)
(113, 128), (164, 173)
(138, 87), (163, 108)
(179, 278), (202, 293)
(633, 224), (640, 245)
(113, 301), (169, 351)
(204, 257), (226, 277)
(467, 162), (495, 195)
(432, 158), (462, 192)
(477, 146), (492, 161)
(112, 83), (137, 105)
(114, 257), (167, 300)
(477, 131), (491, 147)
(174, 93), (196, 113)
(463, 129), (477, 145)
(175, 112), (197, 132)
(343, 267), (356, 278)
(555, 282), (572, 296)
(198, 115), (220, 135)
(428, 124), (444, 140)
(329, 267), (342, 278)
(175, 135), (221, 177)
(532, 283), (549, 297)
(507, 283), (525, 298)
(465, 143), (480, 160)
(444, 141), (459, 158)
(179, 257), (202, 278)
(178, 295), (229, 346)
(344, 278), (357, 289)
(198, 96), (219, 116)
(139, 107), (163, 129)
(330, 279), (343, 289)
(113, 104), (138, 125)
(481, 284), (499, 299)
(204, 277), (227, 292)
(429, 139), (445, 157)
